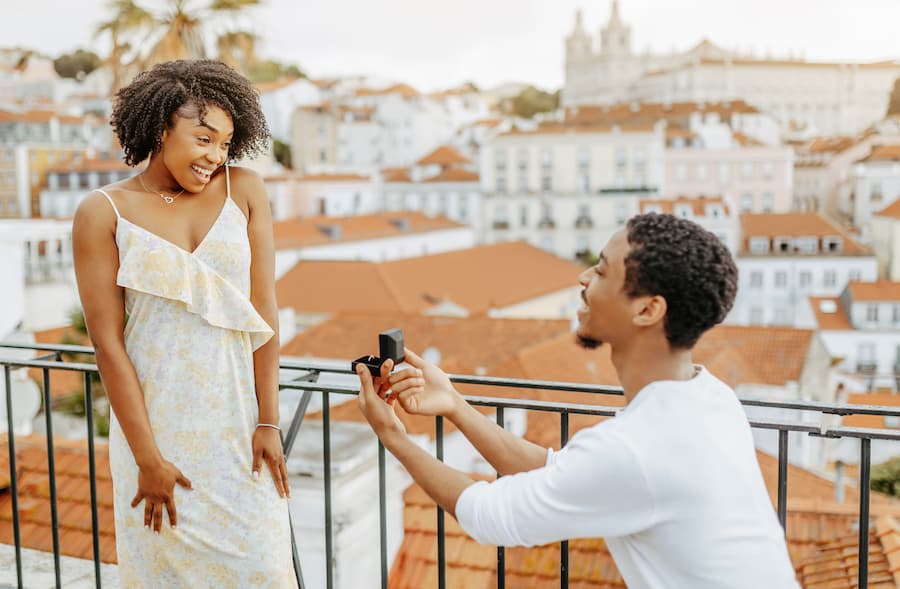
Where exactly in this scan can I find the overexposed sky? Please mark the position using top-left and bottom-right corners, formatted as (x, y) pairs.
(2, 0), (898, 92)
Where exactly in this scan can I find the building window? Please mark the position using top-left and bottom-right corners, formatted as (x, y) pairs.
(823, 237), (843, 253)
(774, 271), (787, 288)
(459, 197), (468, 221)
(541, 174), (552, 192)
(866, 304), (879, 322)
(518, 172), (529, 192)
(762, 161), (774, 180)
(762, 192), (774, 213)
(540, 235), (554, 252)
(750, 271), (763, 288)
(741, 162), (754, 179)
(796, 238), (818, 254)
(494, 149), (507, 171)
(871, 181), (883, 201)
(773, 307), (789, 325)
(740, 193), (753, 212)
(750, 307), (764, 324)
(718, 163), (730, 185)
(614, 202), (628, 225)
(520, 205), (528, 228)
(578, 172), (589, 193)
(675, 163), (687, 182)
(848, 269), (861, 282)
(496, 175), (507, 194)
(799, 271), (812, 289)
(823, 270), (837, 288)
(675, 205), (692, 218)
(540, 148), (552, 169)
(749, 237), (770, 254)
(696, 162), (708, 181)
(894, 304), (900, 324)
(493, 204), (509, 229)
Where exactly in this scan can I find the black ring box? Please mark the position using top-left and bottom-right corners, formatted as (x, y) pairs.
(351, 328), (405, 376)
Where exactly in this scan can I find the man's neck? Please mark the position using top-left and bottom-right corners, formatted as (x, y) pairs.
(610, 340), (696, 404)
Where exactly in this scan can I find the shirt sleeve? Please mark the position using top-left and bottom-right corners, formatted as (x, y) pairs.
(454, 426), (655, 547)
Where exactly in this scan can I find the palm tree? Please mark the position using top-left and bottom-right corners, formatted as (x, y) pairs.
(94, 0), (154, 94)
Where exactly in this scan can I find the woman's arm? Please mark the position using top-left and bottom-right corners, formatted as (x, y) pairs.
(72, 192), (162, 469)
(72, 192), (192, 532)
(239, 168), (290, 498)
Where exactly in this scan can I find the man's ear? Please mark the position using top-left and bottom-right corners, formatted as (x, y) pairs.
(632, 295), (667, 328)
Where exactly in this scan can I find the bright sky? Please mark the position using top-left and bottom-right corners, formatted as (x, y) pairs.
(3, 0), (898, 92)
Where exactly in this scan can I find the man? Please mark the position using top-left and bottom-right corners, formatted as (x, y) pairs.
(355, 213), (799, 588)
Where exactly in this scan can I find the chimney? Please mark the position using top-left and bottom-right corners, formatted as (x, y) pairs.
(317, 224), (342, 240)
(389, 217), (410, 232)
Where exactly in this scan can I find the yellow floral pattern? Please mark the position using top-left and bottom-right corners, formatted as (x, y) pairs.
(96, 176), (296, 588)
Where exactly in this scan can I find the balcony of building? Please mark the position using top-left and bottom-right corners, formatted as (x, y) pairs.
(3, 342), (900, 588)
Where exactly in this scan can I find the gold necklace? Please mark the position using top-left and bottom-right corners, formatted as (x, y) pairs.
(139, 173), (185, 204)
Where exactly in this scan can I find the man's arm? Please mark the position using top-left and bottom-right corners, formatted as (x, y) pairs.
(390, 349), (548, 475)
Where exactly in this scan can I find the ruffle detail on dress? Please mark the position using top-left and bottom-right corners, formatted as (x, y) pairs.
(116, 234), (274, 351)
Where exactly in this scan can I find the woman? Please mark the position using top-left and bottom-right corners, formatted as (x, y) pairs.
(72, 60), (296, 588)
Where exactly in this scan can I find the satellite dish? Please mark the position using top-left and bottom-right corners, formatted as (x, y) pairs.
(423, 347), (442, 366)
(0, 370), (41, 435)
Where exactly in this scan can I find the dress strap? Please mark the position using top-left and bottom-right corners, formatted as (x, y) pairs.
(94, 189), (121, 219)
(225, 164), (231, 201)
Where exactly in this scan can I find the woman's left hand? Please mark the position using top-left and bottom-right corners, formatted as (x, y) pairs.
(252, 426), (291, 498)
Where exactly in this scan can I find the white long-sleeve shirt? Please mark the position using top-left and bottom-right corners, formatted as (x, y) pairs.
(455, 367), (799, 588)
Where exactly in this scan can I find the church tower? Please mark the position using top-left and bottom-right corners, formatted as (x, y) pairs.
(599, 0), (632, 57)
(565, 8), (593, 61)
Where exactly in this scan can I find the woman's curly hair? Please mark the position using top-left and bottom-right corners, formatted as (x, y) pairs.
(623, 213), (738, 349)
(110, 59), (270, 166)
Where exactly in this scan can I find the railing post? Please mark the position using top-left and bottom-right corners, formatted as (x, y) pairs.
(495, 407), (505, 589)
(42, 368), (62, 588)
(83, 374), (102, 588)
(5, 365), (23, 589)
(436, 415), (446, 589)
(560, 412), (569, 589)
(378, 441), (388, 589)
(859, 437), (871, 588)
(322, 391), (334, 589)
(777, 429), (788, 533)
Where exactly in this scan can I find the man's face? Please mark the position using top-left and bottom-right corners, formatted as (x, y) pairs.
(575, 229), (637, 349)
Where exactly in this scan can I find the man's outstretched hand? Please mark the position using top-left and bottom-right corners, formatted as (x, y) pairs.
(356, 358), (406, 437)
(387, 348), (461, 418)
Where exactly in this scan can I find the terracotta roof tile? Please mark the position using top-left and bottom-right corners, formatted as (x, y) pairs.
(416, 146), (471, 166)
(297, 173), (369, 182)
(29, 325), (92, 400)
(254, 76), (303, 94)
(0, 436), (116, 563)
(272, 211), (464, 250)
(565, 100), (760, 127)
(383, 167), (412, 182)
(844, 393), (900, 429)
(276, 241), (583, 316)
(859, 145), (900, 163)
(356, 83), (420, 99)
(739, 213), (870, 256)
(499, 123), (656, 137)
(46, 157), (131, 175)
(876, 199), (900, 220)
(639, 195), (730, 216)
(847, 281), (900, 302)
(808, 297), (853, 330)
(807, 137), (857, 154)
(423, 167), (479, 183)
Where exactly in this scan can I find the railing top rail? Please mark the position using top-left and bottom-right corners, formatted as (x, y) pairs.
(4, 343), (900, 427)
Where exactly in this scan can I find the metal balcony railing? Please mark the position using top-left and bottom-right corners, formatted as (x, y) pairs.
(3, 342), (900, 589)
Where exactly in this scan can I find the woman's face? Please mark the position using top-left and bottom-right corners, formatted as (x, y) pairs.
(159, 103), (234, 192)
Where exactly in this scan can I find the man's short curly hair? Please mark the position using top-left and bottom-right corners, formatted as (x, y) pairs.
(110, 59), (270, 166)
(623, 213), (738, 349)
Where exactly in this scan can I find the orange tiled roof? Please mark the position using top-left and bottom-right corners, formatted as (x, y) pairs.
(796, 515), (900, 588)
(808, 297), (852, 330)
(807, 137), (857, 154)
(0, 110), (84, 124)
(297, 173), (369, 182)
(859, 145), (900, 163)
(844, 394), (900, 429)
(739, 212), (870, 256)
(565, 100), (760, 127)
(254, 76), (302, 94)
(276, 241), (583, 316)
(500, 123), (656, 137)
(639, 195), (729, 216)
(356, 83), (420, 99)
(272, 212), (464, 250)
(47, 157), (131, 174)
(28, 325), (92, 400)
(848, 280), (900, 302)
(423, 167), (479, 183)
(733, 131), (764, 147)
(292, 312), (573, 438)
(876, 199), (900, 220)
(416, 145), (471, 166)
(382, 167), (412, 182)
(0, 436), (116, 563)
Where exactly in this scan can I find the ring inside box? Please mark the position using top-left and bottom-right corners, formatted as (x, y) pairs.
(351, 328), (405, 376)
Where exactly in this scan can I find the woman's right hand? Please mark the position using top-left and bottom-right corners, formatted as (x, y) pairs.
(131, 458), (192, 533)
